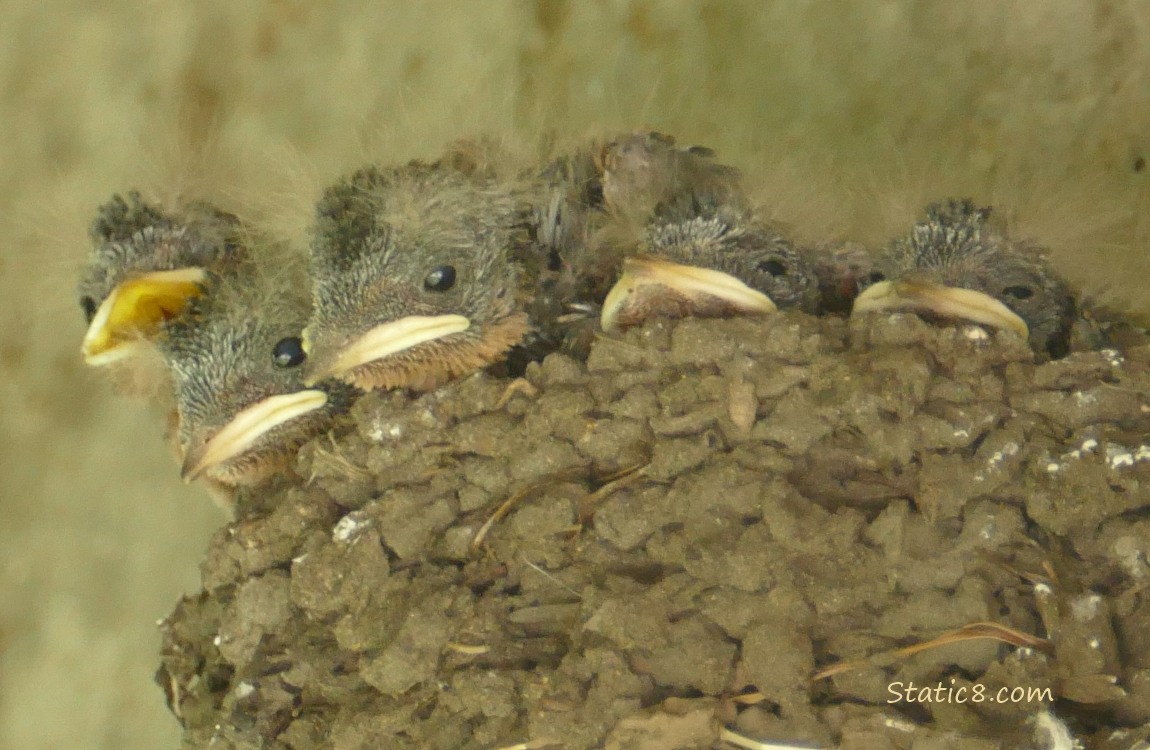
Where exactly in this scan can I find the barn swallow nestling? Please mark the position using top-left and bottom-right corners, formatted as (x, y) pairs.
(77, 192), (245, 383)
(591, 131), (820, 332)
(301, 159), (536, 391)
(160, 257), (356, 491)
(852, 199), (1076, 358)
(511, 141), (614, 361)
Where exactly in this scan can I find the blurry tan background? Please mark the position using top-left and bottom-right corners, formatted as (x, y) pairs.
(0, 1), (1147, 747)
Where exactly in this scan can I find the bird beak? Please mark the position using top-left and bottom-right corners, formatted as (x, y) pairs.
(852, 279), (1029, 338)
(180, 389), (329, 482)
(304, 314), (471, 385)
(600, 256), (777, 332)
(81, 268), (207, 366)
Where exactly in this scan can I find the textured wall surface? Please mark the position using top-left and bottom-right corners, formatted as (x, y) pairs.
(1, 2), (1148, 748)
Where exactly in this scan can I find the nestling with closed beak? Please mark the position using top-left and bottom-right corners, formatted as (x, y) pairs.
(302, 158), (537, 391)
(160, 251), (356, 494)
(852, 199), (1076, 358)
(590, 131), (821, 331)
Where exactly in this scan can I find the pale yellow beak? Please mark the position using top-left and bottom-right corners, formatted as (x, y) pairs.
(180, 389), (329, 482)
(304, 314), (471, 385)
(852, 279), (1029, 338)
(81, 268), (207, 366)
(600, 256), (777, 332)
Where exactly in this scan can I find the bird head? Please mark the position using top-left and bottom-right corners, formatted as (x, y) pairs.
(853, 199), (1075, 358)
(77, 193), (245, 367)
(301, 163), (530, 391)
(162, 261), (354, 487)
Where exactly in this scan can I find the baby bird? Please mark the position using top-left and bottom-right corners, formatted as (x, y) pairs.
(160, 252), (355, 493)
(513, 141), (614, 361)
(302, 158), (535, 391)
(852, 199), (1076, 358)
(78, 192), (245, 389)
(589, 131), (820, 332)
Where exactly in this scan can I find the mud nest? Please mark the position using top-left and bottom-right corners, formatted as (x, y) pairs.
(159, 312), (1150, 749)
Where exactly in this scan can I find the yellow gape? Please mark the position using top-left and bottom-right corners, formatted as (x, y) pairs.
(81, 268), (207, 366)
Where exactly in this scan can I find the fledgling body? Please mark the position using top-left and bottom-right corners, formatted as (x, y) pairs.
(520, 140), (614, 360)
(852, 199), (1076, 358)
(583, 131), (821, 332)
(160, 249), (356, 503)
(302, 156), (541, 391)
(77, 192), (247, 395)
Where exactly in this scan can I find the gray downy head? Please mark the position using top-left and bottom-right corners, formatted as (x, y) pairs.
(853, 199), (1075, 358)
(302, 161), (530, 391)
(161, 258), (355, 487)
(78, 192), (246, 367)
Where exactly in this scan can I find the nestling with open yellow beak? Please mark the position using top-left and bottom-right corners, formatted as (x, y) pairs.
(77, 192), (246, 392)
(852, 199), (1076, 358)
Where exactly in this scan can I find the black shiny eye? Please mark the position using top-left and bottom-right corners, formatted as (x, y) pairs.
(272, 336), (306, 368)
(80, 296), (98, 323)
(423, 265), (457, 292)
(757, 259), (788, 276)
(1003, 285), (1034, 300)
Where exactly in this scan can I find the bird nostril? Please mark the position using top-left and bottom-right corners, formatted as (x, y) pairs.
(423, 265), (457, 292)
(1003, 285), (1034, 300)
(757, 259), (788, 276)
(80, 296), (98, 323)
(272, 336), (307, 368)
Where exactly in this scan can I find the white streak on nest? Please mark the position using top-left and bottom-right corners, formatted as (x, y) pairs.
(953, 428), (970, 439)
(1101, 348), (1124, 367)
(1105, 443), (1150, 470)
(1112, 537), (1147, 580)
(1033, 710), (1083, 750)
(234, 681), (254, 699)
(1070, 593), (1102, 621)
(1061, 438), (1098, 461)
(1034, 582), (1054, 596)
(332, 511), (371, 543)
(365, 420), (404, 443)
(882, 716), (916, 733)
(986, 441), (1019, 469)
(1107, 445), (1135, 469)
(1073, 390), (1096, 405)
(1045, 461), (1061, 473)
(962, 325), (989, 341)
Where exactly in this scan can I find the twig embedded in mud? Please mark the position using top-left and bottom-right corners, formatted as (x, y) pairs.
(811, 621), (1052, 682)
(444, 642), (490, 655)
(576, 462), (648, 522)
(731, 690), (767, 705)
(494, 377), (539, 409)
(720, 727), (823, 750)
(982, 552), (1057, 587)
(305, 432), (372, 484)
(471, 468), (587, 551)
(521, 553), (583, 598)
